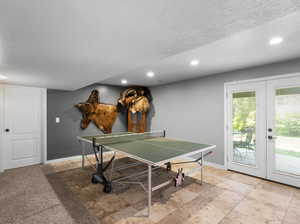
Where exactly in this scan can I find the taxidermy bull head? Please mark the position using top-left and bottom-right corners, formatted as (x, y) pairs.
(117, 87), (152, 113)
(75, 90), (118, 133)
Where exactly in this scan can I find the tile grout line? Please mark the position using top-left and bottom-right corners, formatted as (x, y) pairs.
(217, 193), (248, 224)
(280, 190), (295, 224)
(20, 203), (62, 222)
(216, 180), (261, 224)
(255, 180), (295, 224)
(39, 160), (300, 223)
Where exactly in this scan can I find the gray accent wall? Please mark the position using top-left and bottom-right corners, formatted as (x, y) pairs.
(47, 84), (126, 160)
(150, 58), (300, 166)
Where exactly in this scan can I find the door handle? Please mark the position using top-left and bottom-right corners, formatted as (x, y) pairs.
(5, 128), (10, 132)
(268, 135), (277, 140)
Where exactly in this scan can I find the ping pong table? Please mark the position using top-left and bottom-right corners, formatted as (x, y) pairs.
(77, 130), (215, 216)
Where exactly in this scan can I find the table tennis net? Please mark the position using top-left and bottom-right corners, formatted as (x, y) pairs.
(92, 131), (165, 146)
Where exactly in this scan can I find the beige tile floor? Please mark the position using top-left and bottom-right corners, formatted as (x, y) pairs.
(1, 156), (300, 224)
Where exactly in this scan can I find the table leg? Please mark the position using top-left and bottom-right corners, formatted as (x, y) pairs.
(109, 152), (116, 182)
(201, 152), (203, 185)
(81, 141), (85, 168)
(148, 164), (152, 217)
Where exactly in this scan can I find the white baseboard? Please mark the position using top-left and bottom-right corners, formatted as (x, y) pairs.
(46, 151), (115, 164)
(46, 153), (226, 171)
(184, 155), (226, 170)
(46, 155), (83, 164)
(204, 161), (226, 170)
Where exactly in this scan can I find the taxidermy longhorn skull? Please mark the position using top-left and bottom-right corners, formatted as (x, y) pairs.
(117, 87), (152, 113)
(75, 90), (118, 133)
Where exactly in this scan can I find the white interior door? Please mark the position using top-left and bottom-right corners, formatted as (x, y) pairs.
(267, 76), (300, 187)
(3, 85), (43, 169)
(226, 81), (267, 178)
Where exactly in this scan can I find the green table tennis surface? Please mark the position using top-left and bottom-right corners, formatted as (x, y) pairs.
(79, 133), (214, 164)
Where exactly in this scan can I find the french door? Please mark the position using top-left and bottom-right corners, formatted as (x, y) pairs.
(226, 82), (267, 178)
(226, 75), (300, 188)
(267, 76), (300, 187)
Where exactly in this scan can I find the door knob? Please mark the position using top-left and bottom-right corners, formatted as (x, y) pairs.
(5, 128), (10, 132)
(268, 136), (273, 140)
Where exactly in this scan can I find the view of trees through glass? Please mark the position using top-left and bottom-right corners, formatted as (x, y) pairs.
(275, 87), (300, 175)
(232, 91), (256, 166)
(231, 88), (300, 174)
(276, 87), (300, 138)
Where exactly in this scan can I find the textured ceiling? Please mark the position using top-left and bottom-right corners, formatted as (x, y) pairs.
(0, 0), (299, 90)
(102, 11), (300, 86)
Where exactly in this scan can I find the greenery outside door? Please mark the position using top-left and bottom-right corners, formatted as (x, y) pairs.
(226, 81), (267, 178)
(226, 75), (300, 188)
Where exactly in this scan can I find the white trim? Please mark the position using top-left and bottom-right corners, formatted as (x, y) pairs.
(205, 161), (226, 170)
(224, 73), (300, 187)
(224, 72), (300, 171)
(224, 81), (267, 178)
(224, 83), (228, 170)
(47, 151), (226, 172)
(224, 72), (300, 87)
(266, 76), (300, 188)
(0, 84), (4, 172)
(1, 84), (46, 170)
(41, 88), (47, 164)
(170, 155), (225, 170)
(46, 151), (114, 164)
(46, 155), (85, 164)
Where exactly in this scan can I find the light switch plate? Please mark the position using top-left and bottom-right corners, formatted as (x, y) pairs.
(55, 117), (60, 123)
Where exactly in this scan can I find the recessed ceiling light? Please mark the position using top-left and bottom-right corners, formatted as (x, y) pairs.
(121, 79), (128, 84)
(269, 37), (283, 45)
(0, 74), (8, 80)
(147, 71), (155, 77)
(190, 60), (199, 66)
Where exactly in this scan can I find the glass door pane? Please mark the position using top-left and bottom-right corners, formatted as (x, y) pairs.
(275, 87), (300, 176)
(232, 91), (256, 166)
(227, 81), (266, 178)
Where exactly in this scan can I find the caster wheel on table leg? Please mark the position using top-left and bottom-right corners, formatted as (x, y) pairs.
(166, 162), (172, 171)
(103, 182), (112, 193)
(91, 175), (98, 184)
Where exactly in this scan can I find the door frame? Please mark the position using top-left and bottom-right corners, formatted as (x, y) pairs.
(225, 81), (267, 178)
(41, 88), (47, 165)
(0, 84), (47, 172)
(224, 72), (300, 171)
(266, 76), (300, 187)
(0, 84), (4, 172)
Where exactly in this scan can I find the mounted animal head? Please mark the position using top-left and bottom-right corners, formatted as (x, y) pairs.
(75, 103), (94, 129)
(117, 87), (152, 113)
(75, 89), (118, 133)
